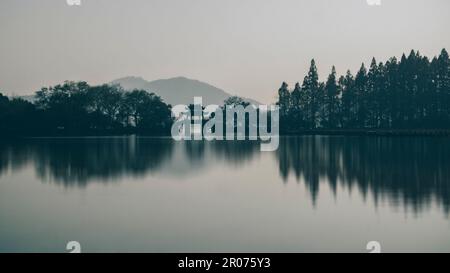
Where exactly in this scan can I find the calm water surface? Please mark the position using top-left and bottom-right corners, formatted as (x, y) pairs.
(0, 136), (449, 252)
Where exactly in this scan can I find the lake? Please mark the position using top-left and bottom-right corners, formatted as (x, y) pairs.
(0, 136), (449, 252)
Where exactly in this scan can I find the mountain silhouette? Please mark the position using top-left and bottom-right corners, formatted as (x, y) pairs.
(111, 76), (261, 106)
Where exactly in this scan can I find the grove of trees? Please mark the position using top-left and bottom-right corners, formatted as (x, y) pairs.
(0, 82), (173, 136)
(277, 49), (450, 132)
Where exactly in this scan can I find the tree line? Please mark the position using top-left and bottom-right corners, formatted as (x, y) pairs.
(0, 82), (173, 136)
(277, 49), (450, 132)
(1, 49), (449, 137)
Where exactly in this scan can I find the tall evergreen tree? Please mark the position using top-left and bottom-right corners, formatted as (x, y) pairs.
(290, 82), (303, 130)
(323, 66), (340, 128)
(278, 82), (290, 117)
(340, 70), (356, 128)
(277, 82), (290, 132)
(354, 63), (368, 128)
(436, 49), (450, 124)
(302, 59), (320, 129)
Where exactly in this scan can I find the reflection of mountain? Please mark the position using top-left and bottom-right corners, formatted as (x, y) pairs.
(276, 136), (450, 213)
(111, 76), (261, 106)
(1, 137), (450, 214)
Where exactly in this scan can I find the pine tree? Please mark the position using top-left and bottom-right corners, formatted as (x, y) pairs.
(366, 58), (379, 128)
(278, 82), (291, 131)
(290, 82), (303, 130)
(436, 49), (450, 125)
(384, 57), (399, 128)
(323, 66), (339, 128)
(339, 70), (355, 128)
(354, 63), (368, 128)
(302, 59), (320, 129)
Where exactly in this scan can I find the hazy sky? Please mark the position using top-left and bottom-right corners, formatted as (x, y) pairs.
(0, 0), (449, 103)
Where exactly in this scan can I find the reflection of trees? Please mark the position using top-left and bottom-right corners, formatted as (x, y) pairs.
(184, 141), (206, 166)
(277, 136), (450, 213)
(0, 141), (33, 175)
(35, 138), (174, 186)
(181, 140), (259, 168)
(0, 138), (260, 187)
(0, 137), (173, 187)
(208, 140), (260, 165)
(2, 137), (450, 214)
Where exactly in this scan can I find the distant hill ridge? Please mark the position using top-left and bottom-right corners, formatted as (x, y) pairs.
(111, 76), (261, 106)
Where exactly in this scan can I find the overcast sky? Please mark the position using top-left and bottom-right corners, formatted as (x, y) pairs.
(0, 0), (449, 103)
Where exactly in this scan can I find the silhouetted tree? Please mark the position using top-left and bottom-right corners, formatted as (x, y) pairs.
(339, 71), (355, 128)
(122, 89), (172, 135)
(302, 59), (320, 129)
(87, 84), (124, 129)
(322, 66), (340, 128)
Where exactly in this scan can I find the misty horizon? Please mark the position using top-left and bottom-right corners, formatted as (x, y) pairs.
(1, 0), (449, 103)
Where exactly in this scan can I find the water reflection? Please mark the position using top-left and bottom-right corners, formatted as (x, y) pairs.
(277, 136), (450, 214)
(1, 136), (449, 214)
(0, 137), (173, 186)
(0, 137), (261, 186)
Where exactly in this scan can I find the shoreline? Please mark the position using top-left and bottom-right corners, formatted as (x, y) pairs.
(282, 129), (450, 137)
(2, 129), (450, 139)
